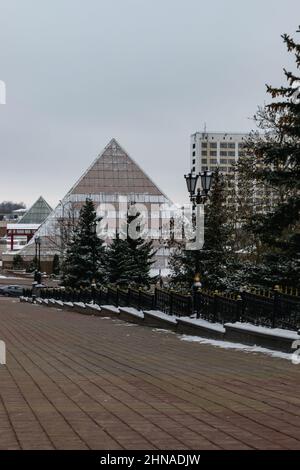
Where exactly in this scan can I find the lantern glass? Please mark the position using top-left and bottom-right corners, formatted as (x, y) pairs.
(200, 170), (213, 195)
(184, 173), (198, 196)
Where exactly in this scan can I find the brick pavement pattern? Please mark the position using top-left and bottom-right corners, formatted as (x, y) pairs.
(0, 297), (300, 450)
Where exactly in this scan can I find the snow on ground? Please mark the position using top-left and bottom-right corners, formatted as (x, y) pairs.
(180, 335), (294, 361)
(86, 303), (101, 311)
(152, 328), (176, 334)
(64, 302), (74, 307)
(144, 310), (177, 324)
(0, 275), (23, 280)
(101, 305), (120, 313)
(179, 316), (225, 333)
(73, 302), (86, 308)
(225, 322), (299, 340)
(120, 307), (144, 318)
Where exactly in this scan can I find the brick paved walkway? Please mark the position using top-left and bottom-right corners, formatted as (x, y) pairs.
(0, 297), (300, 450)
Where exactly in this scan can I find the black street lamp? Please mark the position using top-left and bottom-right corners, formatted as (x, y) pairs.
(200, 170), (214, 196)
(184, 169), (214, 290)
(35, 236), (41, 271)
(184, 173), (199, 199)
(185, 169), (214, 204)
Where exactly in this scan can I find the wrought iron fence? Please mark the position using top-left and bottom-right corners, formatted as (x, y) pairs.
(25, 284), (300, 331)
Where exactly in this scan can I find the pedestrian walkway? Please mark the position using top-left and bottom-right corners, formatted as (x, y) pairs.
(0, 297), (300, 450)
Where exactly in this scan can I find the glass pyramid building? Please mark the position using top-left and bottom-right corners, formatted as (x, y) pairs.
(18, 196), (52, 224)
(17, 139), (173, 273)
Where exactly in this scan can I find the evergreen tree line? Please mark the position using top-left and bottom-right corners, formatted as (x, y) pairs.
(169, 27), (300, 292)
(61, 199), (155, 288)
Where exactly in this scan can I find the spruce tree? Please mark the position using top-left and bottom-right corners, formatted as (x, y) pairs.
(169, 243), (199, 290)
(106, 233), (136, 285)
(62, 199), (106, 288)
(244, 27), (300, 288)
(126, 205), (156, 286)
(113, 204), (155, 286)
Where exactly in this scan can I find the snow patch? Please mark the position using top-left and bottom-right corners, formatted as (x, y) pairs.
(152, 328), (176, 334)
(120, 307), (144, 318)
(86, 303), (101, 311)
(144, 310), (177, 324)
(101, 305), (120, 313)
(0, 275), (23, 280)
(225, 322), (299, 340)
(180, 335), (294, 361)
(180, 316), (225, 333)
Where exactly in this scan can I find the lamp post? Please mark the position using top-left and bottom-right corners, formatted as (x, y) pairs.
(91, 217), (101, 285)
(184, 169), (214, 288)
(34, 236), (41, 271)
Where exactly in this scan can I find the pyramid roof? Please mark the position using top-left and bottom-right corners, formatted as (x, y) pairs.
(66, 138), (168, 200)
(18, 196), (52, 224)
(18, 139), (172, 257)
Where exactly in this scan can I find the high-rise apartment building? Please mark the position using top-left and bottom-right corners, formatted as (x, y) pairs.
(190, 130), (275, 214)
(190, 131), (248, 175)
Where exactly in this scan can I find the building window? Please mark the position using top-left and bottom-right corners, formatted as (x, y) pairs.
(220, 159), (227, 164)
(202, 142), (207, 148)
(192, 159), (195, 164)
(220, 151), (227, 156)
(210, 151), (217, 156)
(209, 142), (217, 148)
(228, 143), (235, 149)
(228, 151), (235, 157)
(192, 151), (196, 157)
(220, 143), (228, 149)
(201, 151), (207, 156)
(192, 166), (195, 172)
(202, 159), (207, 164)
(210, 159), (218, 164)
(192, 143), (196, 149)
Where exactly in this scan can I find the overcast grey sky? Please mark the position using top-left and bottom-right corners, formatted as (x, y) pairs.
(0, 0), (299, 208)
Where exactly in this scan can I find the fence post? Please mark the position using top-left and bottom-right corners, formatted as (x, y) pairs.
(127, 288), (131, 307)
(138, 287), (141, 311)
(169, 289), (174, 315)
(213, 291), (218, 323)
(154, 288), (158, 310)
(91, 283), (96, 304)
(193, 288), (199, 318)
(116, 287), (119, 307)
(236, 294), (243, 322)
(188, 295), (192, 317)
(273, 286), (281, 329)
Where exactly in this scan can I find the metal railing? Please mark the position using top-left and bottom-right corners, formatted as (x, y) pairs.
(23, 285), (300, 331)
